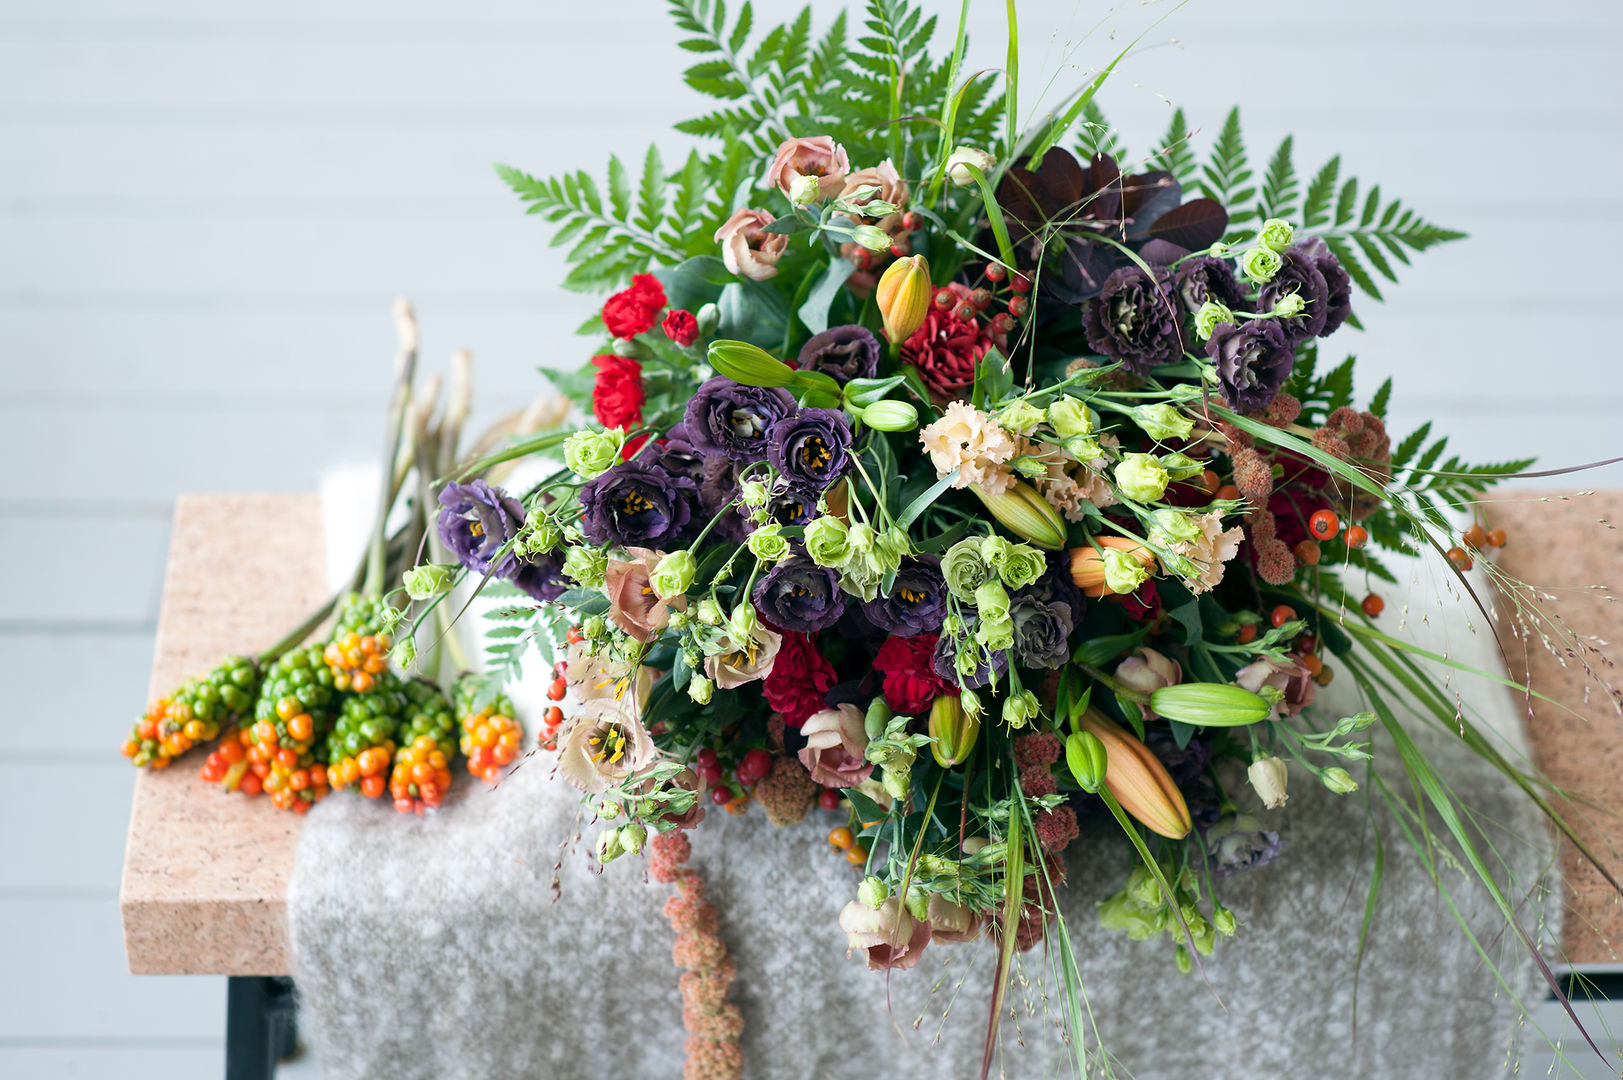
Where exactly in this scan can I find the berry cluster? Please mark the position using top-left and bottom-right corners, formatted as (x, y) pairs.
(123, 654), (258, 769)
(457, 676), (523, 783)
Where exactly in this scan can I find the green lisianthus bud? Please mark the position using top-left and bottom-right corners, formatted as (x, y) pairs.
(649, 550), (696, 599)
(581, 615), (607, 639)
(993, 542), (1046, 590)
(1213, 905), (1237, 936)
(855, 399), (919, 432)
(849, 224), (894, 252)
(1194, 300), (1234, 340)
(1008, 455), (1048, 478)
(881, 766), (910, 801)
(945, 145), (997, 187)
(1322, 767), (1359, 794)
(1114, 453), (1170, 502)
(904, 889), (930, 921)
(564, 427), (624, 480)
(611, 337), (649, 359)
(941, 536), (993, 602)
(1258, 217), (1295, 253)
(746, 523), (791, 563)
(696, 598), (724, 626)
(727, 603), (759, 643)
(563, 545), (607, 588)
(788, 174), (823, 206)
(1148, 508), (1202, 546)
(402, 563), (457, 601)
(687, 674), (714, 705)
(974, 579), (1014, 651)
(979, 535), (1011, 568)
(1102, 546), (1152, 594)
(1099, 891), (1159, 940)
(392, 636), (417, 670)
(959, 689), (984, 721)
(1002, 689), (1039, 729)
(1047, 395), (1095, 438)
(1133, 403), (1194, 442)
(858, 876), (890, 909)
(1159, 451), (1205, 482)
(802, 515), (850, 568)
(1207, 242), (1229, 258)
(1241, 245), (1282, 284)
(738, 479), (769, 509)
(696, 303), (720, 335)
(1063, 434), (1103, 462)
(875, 526), (911, 570)
(525, 519), (562, 555)
(1270, 291), (1305, 319)
(996, 399), (1046, 435)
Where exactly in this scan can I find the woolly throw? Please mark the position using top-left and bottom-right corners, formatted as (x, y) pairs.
(290, 473), (1559, 1078)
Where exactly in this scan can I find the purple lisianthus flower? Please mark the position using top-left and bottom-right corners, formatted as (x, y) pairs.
(1081, 265), (1184, 374)
(796, 325), (880, 385)
(765, 483), (820, 528)
(1255, 247), (1329, 346)
(652, 422), (706, 484)
(699, 457), (749, 544)
(1172, 255), (1245, 315)
(1009, 596), (1072, 670)
(577, 460), (699, 549)
(1293, 237), (1351, 336)
(1207, 319), (1294, 414)
(683, 376), (797, 463)
(1204, 813), (1286, 880)
(437, 479), (526, 577)
(512, 549), (570, 602)
(768, 408), (853, 489)
(1016, 554), (1086, 617)
(931, 632), (1009, 690)
(753, 554), (846, 633)
(861, 556), (947, 637)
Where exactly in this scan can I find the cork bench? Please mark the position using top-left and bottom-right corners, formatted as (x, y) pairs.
(120, 491), (1623, 1075)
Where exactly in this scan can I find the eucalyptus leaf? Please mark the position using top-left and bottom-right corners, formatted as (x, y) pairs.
(797, 258), (857, 335)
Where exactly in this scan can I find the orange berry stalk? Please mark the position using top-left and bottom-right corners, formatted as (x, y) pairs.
(456, 675), (523, 784)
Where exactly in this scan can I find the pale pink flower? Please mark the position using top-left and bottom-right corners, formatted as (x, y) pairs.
(564, 641), (654, 706)
(797, 703), (873, 789)
(838, 897), (932, 970)
(1115, 647), (1182, 695)
(919, 400), (1016, 495)
(603, 548), (685, 642)
(764, 135), (850, 199)
(703, 620), (782, 690)
(1168, 510), (1244, 595)
(556, 696), (657, 794)
(926, 895), (983, 944)
(1236, 656), (1317, 720)
(714, 208), (788, 281)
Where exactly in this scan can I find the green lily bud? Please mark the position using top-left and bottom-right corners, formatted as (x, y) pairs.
(929, 694), (979, 767)
(802, 515), (850, 568)
(855, 399), (919, 432)
(1241, 245), (1282, 284)
(970, 480), (1067, 550)
(746, 522), (791, 563)
(857, 876), (889, 909)
(996, 399), (1046, 435)
(707, 339), (797, 387)
(1149, 683), (1273, 727)
(1065, 731), (1108, 793)
(1002, 689), (1039, 729)
(687, 674), (714, 705)
(1133, 403), (1194, 442)
(1114, 453), (1170, 502)
(563, 427), (625, 480)
(1322, 767), (1359, 794)
(1193, 300), (1234, 341)
(1047, 395), (1095, 438)
(402, 563), (457, 601)
(649, 550), (696, 599)
(1258, 217), (1295, 253)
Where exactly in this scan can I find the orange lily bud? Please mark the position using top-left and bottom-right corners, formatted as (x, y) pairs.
(1068, 536), (1157, 597)
(875, 254), (932, 343)
(1076, 707), (1191, 839)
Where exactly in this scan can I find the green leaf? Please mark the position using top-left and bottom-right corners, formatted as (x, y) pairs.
(1256, 134), (1299, 222)
(1301, 154), (1340, 228)
(797, 257), (857, 335)
(898, 469), (960, 529)
(1202, 106), (1256, 224)
(1155, 107), (1196, 184)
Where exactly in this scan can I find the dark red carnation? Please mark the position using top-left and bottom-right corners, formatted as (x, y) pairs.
(590, 354), (645, 430)
(899, 283), (993, 402)
(762, 631), (837, 728)
(662, 308), (700, 347)
(601, 273), (667, 339)
(1119, 579), (1162, 622)
(873, 634), (956, 715)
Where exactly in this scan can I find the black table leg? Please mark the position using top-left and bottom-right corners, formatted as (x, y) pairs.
(226, 975), (298, 1080)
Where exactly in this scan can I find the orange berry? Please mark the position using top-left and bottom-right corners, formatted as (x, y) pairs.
(287, 714), (313, 742)
(846, 844), (869, 865)
(1301, 654), (1323, 677)
(1309, 509), (1340, 541)
(1293, 540), (1322, 567)
(1463, 523), (1487, 549)
(1314, 665), (1335, 687)
(292, 798), (312, 815)
(547, 678), (567, 701)
(1361, 593), (1385, 617)
(1216, 484), (1240, 502)
(221, 739), (245, 764)
(1345, 524), (1369, 550)
(1270, 604), (1296, 628)
(1237, 623), (1257, 644)
(1487, 528), (1506, 548)
(828, 826), (854, 851)
(276, 697), (299, 722)
(544, 707), (563, 727)
(361, 774), (385, 799)
(1200, 469), (1221, 494)
(239, 772), (263, 796)
(288, 769), (310, 792)
(1446, 546), (1474, 572)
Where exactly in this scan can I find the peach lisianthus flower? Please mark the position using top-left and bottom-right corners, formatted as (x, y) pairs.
(603, 547), (686, 642)
(797, 703), (873, 789)
(563, 641), (655, 707)
(556, 696), (657, 794)
(703, 620), (782, 690)
(838, 897), (932, 970)
(1168, 510), (1245, 595)
(926, 894), (983, 944)
(714, 208), (788, 282)
(764, 135), (850, 199)
(919, 400), (1017, 495)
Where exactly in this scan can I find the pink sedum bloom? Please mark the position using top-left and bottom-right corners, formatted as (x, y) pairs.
(796, 703), (874, 788)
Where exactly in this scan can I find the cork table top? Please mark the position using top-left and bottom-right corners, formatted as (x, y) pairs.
(119, 491), (1623, 976)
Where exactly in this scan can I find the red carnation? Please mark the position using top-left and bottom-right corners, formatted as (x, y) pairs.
(662, 308), (700, 347)
(620, 432), (653, 461)
(590, 354), (645, 430)
(601, 273), (668, 340)
(762, 631), (837, 728)
(873, 634), (956, 716)
(899, 283), (992, 402)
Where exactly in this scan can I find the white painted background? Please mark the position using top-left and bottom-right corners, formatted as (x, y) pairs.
(2, 1), (1619, 1076)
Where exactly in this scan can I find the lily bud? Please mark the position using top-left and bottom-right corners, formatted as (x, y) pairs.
(1068, 536), (1156, 597)
(928, 694), (979, 768)
(969, 480), (1066, 550)
(875, 254), (933, 343)
(854, 399), (919, 432)
(1065, 731), (1108, 793)
(1076, 707), (1191, 839)
(1247, 755), (1289, 809)
(1150, 683), (1273, 727)
(946, 145), (997, 187)
(706, 339), (797, 387)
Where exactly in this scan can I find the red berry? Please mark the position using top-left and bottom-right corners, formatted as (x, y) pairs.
(1295, 634), (1317, 655)
(1293, 540), (1321, 567)
(1237, 623), (1257, 644)
(1308, 508), (1341, 541)
(818, 788), (841, 811)
(953, 302), (976, 321)
(901, 211), (922, 231)
(1361, 593), (1385, 617)
(991, 313), (1016, 335)
(1270, 604), (1296, 628)
(566, 626), (584, 644)
(546, 677), (567, 701)
(933, 288), (955, 309)
(710, 786), (732, 805)
(738, 748), (772, 786)
(697, 761), (725, 788)
(1007, 294), (1029, 317)
(696, 747), (718, 769)
(1345, 524), (1369, 550)
(1010, 273), (1032, 293)
(888, 242), (909, 258)
(985, 263), (1007, 283)
(969, 287), (993, 309)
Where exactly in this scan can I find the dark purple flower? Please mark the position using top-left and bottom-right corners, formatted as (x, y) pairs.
(768, 408), (853, 489)
(1207, 320), (1295, 414)
(512, 550), (570, 602)
(1081, 266), (1184, 374)
(1205, 813), (1286, 880)
(699, 457), (749, 543)
(1172, 255), (1245, 315)
(931, 632), (1009, 690)
(861, 556), (947, 637)
(577, 460), (698, 549)
(753, 554), (846, 633)
(1016, 553), (1086, 617)
(765, 483), (820, 528)
(1293, 237), (1351, 336)
(797, 325), (880, 385)
(682, 376), (797, 463)
(652, 422), (706, 484)
(437, 480), (526, 577)
(1009, 597), (1072, 670)
(1255, 248), (1329, 346)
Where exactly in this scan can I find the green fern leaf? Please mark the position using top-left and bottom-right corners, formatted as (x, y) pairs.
(1201, 107), (1256, 223)
(1369, 377), (1392, 419)
(1256, 135), (1299, 222)
(1155, 107), (1196, 185)
(1301, 155), (1340, 228)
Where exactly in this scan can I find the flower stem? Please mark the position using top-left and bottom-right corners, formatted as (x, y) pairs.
(365, 300), (419, 598)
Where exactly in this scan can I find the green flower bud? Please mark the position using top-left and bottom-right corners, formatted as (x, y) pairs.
(1047, 395), (1095, 438)
(1063, 434), (1103, 462)
(945, 145), (997, 187)
(738, 479), (769, 509)
(1008, 455), (1048, 478)
(1193, 300), (1234, 340)
(1208, 242), (1229, 258)
(1150, 683), (1274, 727)
(864, 698), (894, 742)
(802, 515), (850, 568)
(402, 563), (457, 601)
(581, 615), (607, 639)
(941, 536), (993, 602)
(1159, 451), (1205, 482)
(746, 523), (791, 563)
(563, 545), (607, 588)
(392, 636), (417, 670)
(696, 598), (724, 626)
(979, 535), (1011, 568)
(1102, 546), (1152, 594)
(1175, 944), (1193, 974)
(687, 674), (713, 705)
(611, 337), (649, 359)
(1065, 731), (1108, 793)
(1133, 403), (1194, 442)
(564, 427), (625, 480)
(696, 303), (720, 335)
(875, 526), (911, 570)
(525, 519), (562, 555)
(1322, 767), (1359, 795)
(1099, 891), (1159, 940)
(788, 174), (823, 206)
(904, 889), (930, 921)
(1213, 905), (1237, 936)
(649, 550), (696, 599)
(1114, 453), (1170, 502)
(1125, 866), (1163, 911)
(858, 876), (890, 909)
(1270, 291), (1305, 319)
(972, 578), (1010, 628)
(1258, 217), (1295, 253)
(1148, 508), (1202, 547)
(855, 399), (919, 432)
(881, 766), (910, 801)
(727, 603), (759, 643)
(1002, 689), (1039, 729)
(849, 224), (894, 252)
(959, 688), (985, 722)
(1241, 245), (1282, 284)
(996, 399), (1046, 435)
(928, 693), (979, 767)
(707, 339), (797, 387)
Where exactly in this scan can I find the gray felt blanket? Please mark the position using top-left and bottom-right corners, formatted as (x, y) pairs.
(292, 487), (1559, 1078)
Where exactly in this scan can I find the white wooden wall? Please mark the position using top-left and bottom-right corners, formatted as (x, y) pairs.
(2, 2), (1618, 1076)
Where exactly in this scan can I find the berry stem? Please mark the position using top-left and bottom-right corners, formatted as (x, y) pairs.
(365, 298), (420, 599)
